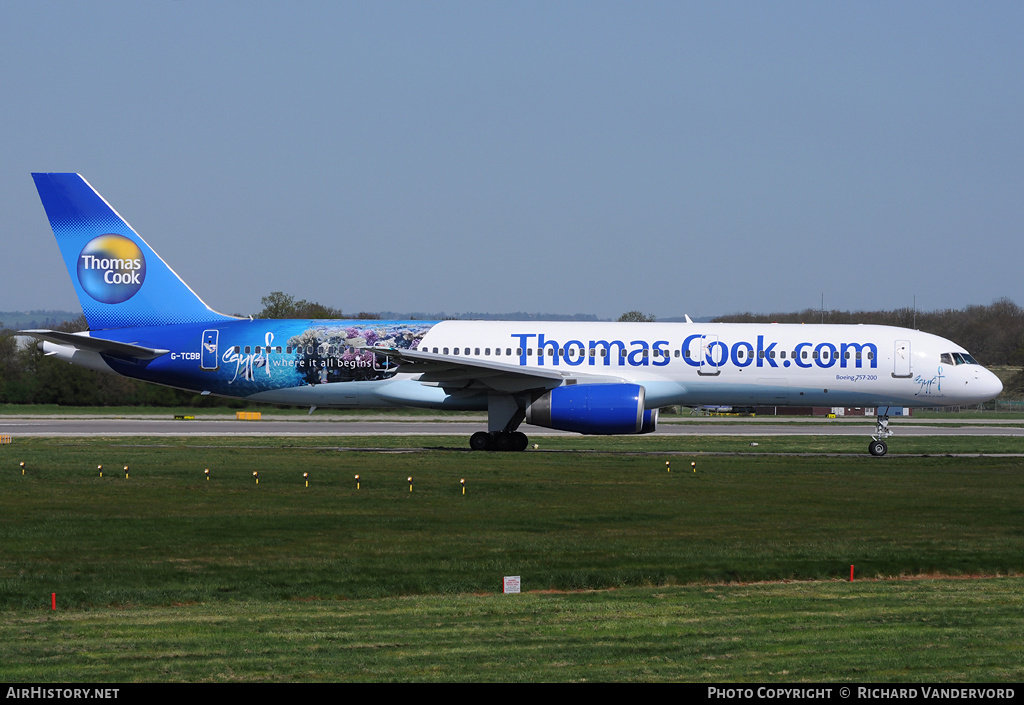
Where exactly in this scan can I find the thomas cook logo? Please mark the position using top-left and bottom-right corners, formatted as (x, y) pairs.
(77, 234), (147, 304)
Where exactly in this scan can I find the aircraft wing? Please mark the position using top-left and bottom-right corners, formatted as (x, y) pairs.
(363, 346), (627, 394)
(20, 330), (170, 361)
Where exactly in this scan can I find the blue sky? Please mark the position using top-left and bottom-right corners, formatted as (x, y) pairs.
(2, 2), (1022, 320)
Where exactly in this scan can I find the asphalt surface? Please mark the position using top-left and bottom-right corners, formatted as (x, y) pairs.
(2, 414), (1023, 438)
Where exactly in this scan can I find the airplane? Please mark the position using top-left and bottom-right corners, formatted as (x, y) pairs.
(21, 173), (1003, 456)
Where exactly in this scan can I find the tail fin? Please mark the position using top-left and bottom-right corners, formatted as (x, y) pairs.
(32, 173), (235, 330)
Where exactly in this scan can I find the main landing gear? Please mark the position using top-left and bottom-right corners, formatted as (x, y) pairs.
(470, 394), (530, 451)
(869, 409), (893, 456)
(470, 431), (529, 452)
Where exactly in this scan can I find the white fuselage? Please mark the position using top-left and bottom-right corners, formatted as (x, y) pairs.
(256, 320), (999, 411)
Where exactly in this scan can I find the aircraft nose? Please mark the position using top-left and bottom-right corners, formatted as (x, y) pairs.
(975, 368), (1003, 400)
(986, 369), (1004, 398)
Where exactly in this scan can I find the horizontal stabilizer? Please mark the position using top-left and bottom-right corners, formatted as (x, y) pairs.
(19, 329), (169, 361)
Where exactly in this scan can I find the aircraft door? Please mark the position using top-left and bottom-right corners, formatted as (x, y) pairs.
(372, 350), (394, 375)
(893, 340), (912, 378)
(699, 335), (724, 376)
(201, 330), (219, 370)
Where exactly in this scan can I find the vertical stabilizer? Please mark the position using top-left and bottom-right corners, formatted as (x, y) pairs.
(32, 173), (235, 330)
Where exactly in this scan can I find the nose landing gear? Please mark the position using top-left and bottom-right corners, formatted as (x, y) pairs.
(869, 409), (893, 456)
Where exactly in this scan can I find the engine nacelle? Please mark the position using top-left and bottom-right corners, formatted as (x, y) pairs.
(525, 383), (658, 435)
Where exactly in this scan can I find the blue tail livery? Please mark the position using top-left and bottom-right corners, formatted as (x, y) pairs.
(23, 173), (1003, 456)
(31, 173), (235, 330)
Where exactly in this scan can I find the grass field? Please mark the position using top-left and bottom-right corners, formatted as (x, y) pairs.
(2, 435), (1022, 681)
(3, 580), (1022, 682)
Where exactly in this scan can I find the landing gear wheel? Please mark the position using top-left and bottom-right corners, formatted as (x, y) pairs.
(869, 440), (888, 457)
(493, 432), (512, 452)
(470, 431), (491, 451)
(511, 431), (529, 452)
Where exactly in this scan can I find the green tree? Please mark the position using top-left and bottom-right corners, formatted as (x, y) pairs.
(55, 314), (88, 333)
(617, 310), (657, 322)
(0, 330), (17, 400)
(256, 292), (345, 319)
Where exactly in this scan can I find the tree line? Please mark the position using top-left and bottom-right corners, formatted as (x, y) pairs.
(712, 298), (1024, 368)
(2, 297), (1022, 406)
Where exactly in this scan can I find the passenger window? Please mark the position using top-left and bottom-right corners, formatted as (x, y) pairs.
(244, 346), (251, 354)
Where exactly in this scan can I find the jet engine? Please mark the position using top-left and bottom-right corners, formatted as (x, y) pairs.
(525, 383), (658, 435)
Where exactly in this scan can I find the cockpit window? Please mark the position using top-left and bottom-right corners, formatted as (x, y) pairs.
(942, 352), (979, 365)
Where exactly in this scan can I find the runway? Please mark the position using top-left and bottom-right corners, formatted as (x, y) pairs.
(2, 414), (1023, 438)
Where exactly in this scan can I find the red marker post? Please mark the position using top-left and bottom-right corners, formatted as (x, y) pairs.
(51, 593), (56, 611)
(850, 565), (854, 582)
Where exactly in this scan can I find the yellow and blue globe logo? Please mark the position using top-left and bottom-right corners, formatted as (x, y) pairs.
(77, 234), (147, 304)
